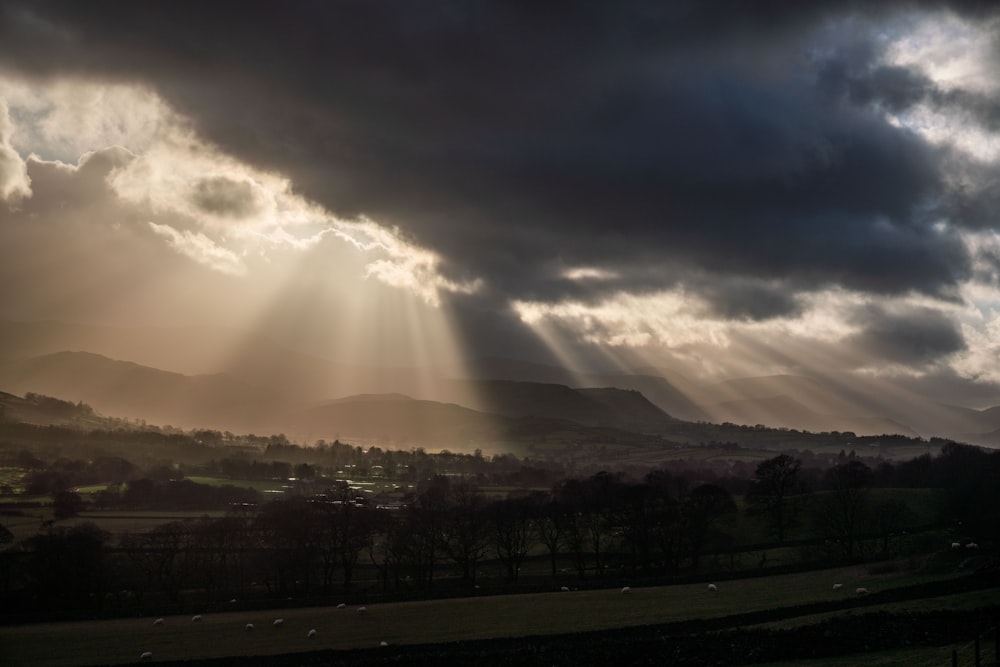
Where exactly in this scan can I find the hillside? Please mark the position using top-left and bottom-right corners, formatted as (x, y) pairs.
(4, 319), (1000, 443)
(279, 395), (500, 449)
(0, 390), (114, 429)
(439, 380), (676, 431)
(0, 351), (287, 432)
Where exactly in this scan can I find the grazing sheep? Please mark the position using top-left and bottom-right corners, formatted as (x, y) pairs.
(620, 586), (631, 594)
(707, 583), (718, 592)
(560, 586), (570, 592)
(191, 615), (202, 622)
(380, 641), (389, 647)
(153, 618), (164, 626)
(229, 599), (237, 604)
(966, 542), (979, 549)
(273, 618), (284, 627)
(856, 587), (869, 595)
(357, 606), (367, 613)
(832, 583), (843, 591)
(140, 652), (153, 661)
(307, 629), (317, 638)
(336, 603), (346, 609)
(952, 542), (962, 549)
(245, 623), (254, 631)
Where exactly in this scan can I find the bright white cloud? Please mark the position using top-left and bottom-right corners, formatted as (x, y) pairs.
(883, 12), (1000, 163)
(886, 12), (1000, 94)
(332, 218), (482, 307)
(954, 313), (1000, 384)
(562, 266), (618, 281)
(0, 100), (30, 202)
(0, 76), (167, 162)
(0, 76), (478, 307)
(514, 289), (730, 349)
(148, 221), (247, 276)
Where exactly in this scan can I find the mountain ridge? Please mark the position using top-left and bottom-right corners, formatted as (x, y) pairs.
(2, 319), (1000, 445)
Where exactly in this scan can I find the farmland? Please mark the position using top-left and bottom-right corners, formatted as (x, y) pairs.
(2, 563), (996, 667)
(1, 394), (999, 666)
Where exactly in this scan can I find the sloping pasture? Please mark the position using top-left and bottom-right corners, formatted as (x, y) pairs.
(0, 563), (984, 666)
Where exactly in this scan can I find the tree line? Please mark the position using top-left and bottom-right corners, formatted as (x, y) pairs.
(2, 442), (998, 618)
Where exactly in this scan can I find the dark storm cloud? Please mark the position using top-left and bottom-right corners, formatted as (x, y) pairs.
(845, 305), (967, 366)
(0, 0), (996, 320)
(698, 280), (802, 321)
(821, 60), (1000, 141)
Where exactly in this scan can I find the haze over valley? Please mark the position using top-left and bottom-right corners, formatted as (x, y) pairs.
(3, 319), (1000, 452)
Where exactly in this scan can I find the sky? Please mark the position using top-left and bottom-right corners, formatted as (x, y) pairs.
(2, 1), (1000, 407)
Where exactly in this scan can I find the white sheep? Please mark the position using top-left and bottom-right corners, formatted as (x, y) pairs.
(336, 603), (346, 609)
(832, 583), (843, 591)
(620, 586), (631, 593)
(380, 641), (389, 647)
(357, 606), (367, 613)
(191, 615), (202, 622)
(707, 583), (718, 592)
(856, 587), (869, 595)
(153, 618), (164, 626)
(139, 651), (153, 661)
(307, 629), (317, 638)
(273, 618), (284, 627)
(245, 623), (254, 631)
(560, 586), (570, 592)
(951, 542), (962, 549)
(966, 542), (979, 549)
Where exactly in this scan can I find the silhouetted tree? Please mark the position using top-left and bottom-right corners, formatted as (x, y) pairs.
(25, 523), (110, 608)
(815, 460), (873, 558)
(533, 496), (566, 578)
(52, 490), (85, 519)
(440, 481), (488, 583)
(489, 495), (536, 582)
(745, 454), (802, 543)
(684, 483), (737, 569)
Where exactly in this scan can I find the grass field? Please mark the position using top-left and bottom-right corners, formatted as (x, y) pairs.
(0, 563), (986, 667)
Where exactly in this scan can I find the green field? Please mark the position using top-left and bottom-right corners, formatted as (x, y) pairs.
(0, 563), (986, 667)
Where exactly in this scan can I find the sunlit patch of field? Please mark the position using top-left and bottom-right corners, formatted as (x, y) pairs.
(0, 466), (26, 493)
(0, 564), (983, 667)
(183, 475), (292, 494)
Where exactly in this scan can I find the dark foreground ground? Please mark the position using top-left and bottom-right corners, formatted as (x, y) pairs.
(103, 607), (999, 667)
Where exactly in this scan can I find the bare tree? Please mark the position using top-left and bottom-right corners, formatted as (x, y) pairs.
(745, 454), (802, 543)
(815, 460), (873, 558)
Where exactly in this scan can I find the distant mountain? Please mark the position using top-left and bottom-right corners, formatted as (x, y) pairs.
(0, 351), (677, 446)
(438, 380), (676, 431)
(578, 373), (711, 422)
(708, 394), (919, 437)
(461, 359), (710, 422)
(279, 395), (499, 448)
(0, 351), (286, 432)
(4, 319), (1000, 443)
(576, 387), (679, 430)
(0, 318), (440, 403)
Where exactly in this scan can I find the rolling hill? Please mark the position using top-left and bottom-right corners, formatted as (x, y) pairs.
(4, 319), (1000, 444)
(0, 351), (287, 432)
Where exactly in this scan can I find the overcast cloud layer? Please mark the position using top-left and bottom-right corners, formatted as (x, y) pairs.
(2, 1), (1000, 406)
